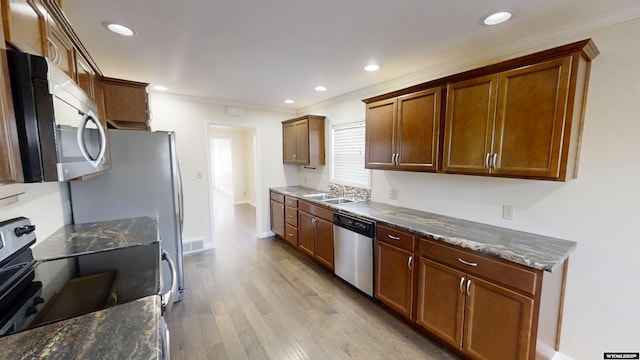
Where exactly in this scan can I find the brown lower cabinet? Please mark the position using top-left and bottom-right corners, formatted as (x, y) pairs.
(416, 238), (550, 360)
(297, 200), (334, 270)
(417, 258), (535, 360)
(269, 191), (285, 238)
(374, 224), (416, 319)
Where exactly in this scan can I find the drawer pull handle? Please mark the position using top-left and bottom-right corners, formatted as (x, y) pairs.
(459, 276), (465, 293)
(407, 256), (413, 270)
(288, 215), (293, 218)
(466, 279), (472, 296)
(457, 258), (478, 267)
(387, 234), (401, 240)
(288, 233), (294, 236)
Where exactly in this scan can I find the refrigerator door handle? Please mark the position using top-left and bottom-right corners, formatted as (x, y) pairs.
(161, 249), (178, 313)
(177, 161), (184, 230)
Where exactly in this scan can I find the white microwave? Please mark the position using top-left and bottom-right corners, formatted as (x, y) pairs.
(6, 50), (108, 182)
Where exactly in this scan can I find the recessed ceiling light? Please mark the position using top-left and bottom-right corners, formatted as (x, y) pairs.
(153, 85), (168, 91)
(314, 86), (327, 92)
(482, 10), (513, 26)
(284, 99), (295, 104)
(104, 22), (136, 36)
(364, 64), (380, 72)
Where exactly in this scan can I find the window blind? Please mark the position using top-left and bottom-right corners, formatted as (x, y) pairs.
(332, 122), (370, 187)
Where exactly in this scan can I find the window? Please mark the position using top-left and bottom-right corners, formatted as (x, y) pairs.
(332, 122), (370, 187)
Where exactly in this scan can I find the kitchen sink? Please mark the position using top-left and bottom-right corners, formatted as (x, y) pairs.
(322, 198), (356, 204)
(303, 193), (338, 200)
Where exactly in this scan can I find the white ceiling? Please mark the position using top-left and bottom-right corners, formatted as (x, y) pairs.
(62, 0), (640, 110)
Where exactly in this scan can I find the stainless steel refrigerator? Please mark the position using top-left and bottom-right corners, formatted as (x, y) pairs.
(69, 129), (184, 302)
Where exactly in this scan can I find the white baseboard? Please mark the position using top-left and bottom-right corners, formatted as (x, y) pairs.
(234, 200), (256, 207)
(259, 231), (275, 238)
(551, 352), (574, 360)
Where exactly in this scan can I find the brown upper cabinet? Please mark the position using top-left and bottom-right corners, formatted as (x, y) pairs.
(363, 39), (598, 181)
(99, 77), (151, 130)
(2, 0), (47, 56)
(366, 88), (441, 172)
(443, 55), (585, 180)
(0, 45), (25, 204)
(282, 115), (325, 165)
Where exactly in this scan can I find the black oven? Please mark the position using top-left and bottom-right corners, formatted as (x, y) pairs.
(0, 218), (162, 339)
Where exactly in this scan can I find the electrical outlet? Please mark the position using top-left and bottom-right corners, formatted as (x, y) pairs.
(502, 205), (514, 220)
(195, 170), (203, 179)
(389, 189), (398, 200)
(304, 176), (308, 184)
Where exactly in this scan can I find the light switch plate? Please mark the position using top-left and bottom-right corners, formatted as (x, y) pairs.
(389, 189), (398, 200)
(502, 205), (514, 220)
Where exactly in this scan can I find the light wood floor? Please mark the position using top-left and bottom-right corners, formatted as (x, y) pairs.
(166, 203), (459, 359)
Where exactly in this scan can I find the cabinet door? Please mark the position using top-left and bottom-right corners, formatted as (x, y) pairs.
(416, 258), (465, 349)
(374, 240), (414, 319)
(2, 0), (46, 55)
(270, 200), (285, 238)
(282, 122), (296, 163)
(492, 57), (572, 179)
(443, 74), (498, 174)
(298, 211), (316, 257)
(293, 120), (309, 164)
(284, 223), (298, 247)
(75, 51), (95, 99)
(396, 88), (441, 171)
(314, 217), (334, 271)
(365, 98), (396, 169)
(0, 51), (24, 194)
(463, 275), (535, 360)
(46, 20), (75, 79)
(101, 78), (149, 125)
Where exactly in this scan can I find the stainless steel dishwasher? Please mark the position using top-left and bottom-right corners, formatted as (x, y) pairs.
(333, 212), (375, 297)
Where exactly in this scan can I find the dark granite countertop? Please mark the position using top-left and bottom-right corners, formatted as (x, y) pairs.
(0, 295), (162, 360)
(32, 216), (159, 261)
(271, 186), (576, 272)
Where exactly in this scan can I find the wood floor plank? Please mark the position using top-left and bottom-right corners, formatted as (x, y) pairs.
(167, 202), (459, 359)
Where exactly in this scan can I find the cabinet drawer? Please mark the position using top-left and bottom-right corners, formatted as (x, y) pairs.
(285, 224), (298, 246)
(419, 238), (540, 296)
(377, 224), (415, 252)
(285, 196), (298, 207)
(285, 206), (298, 226)
(298, 201), (333, 222)
(270, 192), (285, 203)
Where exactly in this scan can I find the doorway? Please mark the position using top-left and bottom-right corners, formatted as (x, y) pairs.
(208, 125), (257, 244)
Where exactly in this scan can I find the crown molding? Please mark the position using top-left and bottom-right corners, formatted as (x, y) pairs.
(300, 3), (640, 113)
(148, 91), (297, 115)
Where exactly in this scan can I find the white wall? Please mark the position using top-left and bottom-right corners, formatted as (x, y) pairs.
(244, 129), (257, 205)
(298, 18), (640, 359)
(149, 93), (295, 246)
(0, 183), (72, 243)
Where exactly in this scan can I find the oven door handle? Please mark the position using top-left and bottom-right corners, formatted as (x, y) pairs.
(161, 250), (177, 314)
(76, 110), (106, 168)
